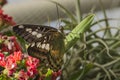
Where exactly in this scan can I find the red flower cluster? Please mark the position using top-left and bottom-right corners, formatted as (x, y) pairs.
(0, 51), (40, 80)
(0, 51), (22, 76)
(26, 56), (39, 77)
(0, 9), (15, 30)
(0, 34), (40, 79)
(16, 54), (40, 80)
(0, 34), (21, 53)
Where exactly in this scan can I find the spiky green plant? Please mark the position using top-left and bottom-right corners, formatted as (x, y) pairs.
(54, 0), (120, 80)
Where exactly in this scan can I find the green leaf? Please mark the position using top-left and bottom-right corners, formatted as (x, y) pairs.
(65, 14), (94, 51)
(3, 31), (14, 36)
(0, 74), (11, 80)
(44, 69), (53, 80)
(45, 69), (53, 77)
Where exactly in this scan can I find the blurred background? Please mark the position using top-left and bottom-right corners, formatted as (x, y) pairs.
(3, 0), (120, 27)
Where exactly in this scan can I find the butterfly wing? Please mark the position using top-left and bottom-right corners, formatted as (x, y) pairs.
(13, 24), (57, 42)
(13, 24), (65, 71)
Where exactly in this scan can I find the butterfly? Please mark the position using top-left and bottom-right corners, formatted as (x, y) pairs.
(13, 24), (65, 72)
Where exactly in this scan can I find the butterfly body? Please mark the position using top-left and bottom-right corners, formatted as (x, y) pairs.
(13, 24), (65, 72)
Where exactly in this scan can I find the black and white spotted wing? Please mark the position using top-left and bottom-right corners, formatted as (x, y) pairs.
(13, 24), (58, 43)
(13, 24), (65, 71)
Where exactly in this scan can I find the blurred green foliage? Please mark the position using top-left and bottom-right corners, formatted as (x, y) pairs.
(54, 0), (120, 80)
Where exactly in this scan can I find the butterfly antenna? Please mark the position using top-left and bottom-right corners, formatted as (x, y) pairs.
(56, 3), (64, 34)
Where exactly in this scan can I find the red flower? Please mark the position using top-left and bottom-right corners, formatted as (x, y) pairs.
(17, 70), (28, 80)
(8, 69), (14, 76)
(26, 56), (39, 78)
(0, 52), (5, 67)
(0, 9), (15, 29)
(27, 65), (38, 77)
(26, 56), (39, 67)
(9, 36), (21, 52)
(0, 52), (4, 60)
(5, 54), (17, 69)
(2, 54), (17, 77)
(13, 51), (22, 62)
(0, 35), (21, 53)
